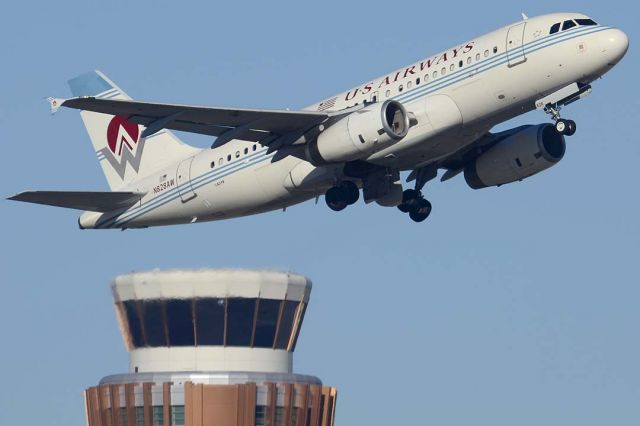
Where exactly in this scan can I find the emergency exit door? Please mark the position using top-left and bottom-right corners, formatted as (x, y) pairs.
(506, 22), (527, 66)
(176, 157), (197, 202)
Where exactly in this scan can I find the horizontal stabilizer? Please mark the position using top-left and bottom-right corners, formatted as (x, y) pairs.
(7, 191), (144, 212)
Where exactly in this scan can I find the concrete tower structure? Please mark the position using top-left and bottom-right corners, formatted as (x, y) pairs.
(84, 269), (337, 426)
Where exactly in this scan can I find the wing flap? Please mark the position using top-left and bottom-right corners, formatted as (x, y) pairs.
(7, 191), (144, 212)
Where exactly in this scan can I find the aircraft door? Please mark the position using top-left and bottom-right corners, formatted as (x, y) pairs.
(176, 156), (197, 202)
(506, 22), (527, 66)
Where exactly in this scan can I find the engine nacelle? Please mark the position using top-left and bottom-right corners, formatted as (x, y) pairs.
(464, 124), (566, 189)
(306, 100), (410, 164)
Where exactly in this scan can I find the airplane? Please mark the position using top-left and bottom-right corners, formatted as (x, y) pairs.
(8, 12), (628, 228)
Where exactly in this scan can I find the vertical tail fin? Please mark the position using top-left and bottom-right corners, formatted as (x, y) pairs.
(67, 70), (199, 190)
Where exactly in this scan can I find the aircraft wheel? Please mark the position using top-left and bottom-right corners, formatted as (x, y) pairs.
(398, 189), (421, 213)
(325, 187), (347, 211)
(340, 181), (360, 205)
(409, 198), (432, 223)
(566, 119), (577, 136)
(556, 119), (569, 135)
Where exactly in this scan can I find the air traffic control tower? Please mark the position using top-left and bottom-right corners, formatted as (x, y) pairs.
(84, 269), (337, 426)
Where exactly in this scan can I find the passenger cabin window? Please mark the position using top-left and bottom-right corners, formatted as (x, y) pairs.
(484, 50), (489, 57)
(550, 23), (561, 34)
(398, 84), (403, 92)
(450, 63), (455, 71)
(466, 57), (472, 65)
(235, 151), (240, 158)
(432, 70), (438, 78)
(252, 144), (257, 151)
(407, 81), (412, 89)
(562, 20), (577, 31)
(210, 161), (215, 169)
(244, 147), (248, 155)
(424, 74), (429, 82)
(441, 67), (446, 75)
(385, 89), (391, 97)
(227, 154), (231, 161)
(493, 46), (498, 54)
(416, 77), (421, 85)
(458, 60), (463, 68)
(218, 158), (223, 165)
(475, 53), (481, 61)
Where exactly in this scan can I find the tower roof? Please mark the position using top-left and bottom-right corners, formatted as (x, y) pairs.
(112, 268), (312, 302)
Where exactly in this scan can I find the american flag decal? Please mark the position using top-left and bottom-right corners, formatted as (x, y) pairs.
(317, 97), (337, 111)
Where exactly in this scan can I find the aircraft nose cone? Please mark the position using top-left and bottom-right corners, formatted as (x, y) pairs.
(604, 28), (629, 64)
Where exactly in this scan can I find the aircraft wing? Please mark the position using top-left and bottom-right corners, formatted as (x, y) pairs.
(7, 191), (144, 212)
(51, 97), (331, 148)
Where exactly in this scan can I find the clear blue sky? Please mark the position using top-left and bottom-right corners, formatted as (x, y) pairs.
(1, 1), (638, 425)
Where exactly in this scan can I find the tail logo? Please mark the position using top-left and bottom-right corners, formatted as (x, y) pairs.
(97, 116), (146, 179)
(107, 116), (139, 155)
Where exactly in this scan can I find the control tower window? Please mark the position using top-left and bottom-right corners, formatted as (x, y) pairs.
(123, 301), (145, 348)
(142, 300), (167, 347)
(195, 298), (225, 345)
(253, 299), (281, 348)
(275, 301), (299, 350)
(562, 20), (577, 31)
(166, 300), (195, 346)
(226, 298), (257, 346)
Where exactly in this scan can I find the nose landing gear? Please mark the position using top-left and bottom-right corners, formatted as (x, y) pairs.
(545, 104), (577, 136)
(554, 118), (577, 136)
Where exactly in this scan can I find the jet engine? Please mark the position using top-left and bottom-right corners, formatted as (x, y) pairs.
(306, 100), (410, 164)
(464, 124), (566, 189)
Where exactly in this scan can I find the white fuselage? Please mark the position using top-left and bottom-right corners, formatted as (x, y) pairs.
(79, 13), (627, 229)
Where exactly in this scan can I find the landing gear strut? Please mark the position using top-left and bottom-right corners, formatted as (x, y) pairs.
(544, 104), (577, 136)
(325, 181), (359, 211)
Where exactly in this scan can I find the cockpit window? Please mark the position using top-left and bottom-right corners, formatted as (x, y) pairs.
(550, 23), (561, 34)
(562, 20), (577, 31)
(575, 18), (597, 26)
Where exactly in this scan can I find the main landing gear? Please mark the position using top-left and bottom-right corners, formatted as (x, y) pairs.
(545, 104), (577, 136)
(325, 181), (359, 211)
(397, 166), (436, 223)
(397, 189), (432, 222)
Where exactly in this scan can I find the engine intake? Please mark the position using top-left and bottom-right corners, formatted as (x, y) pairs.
(465, 124), (566, 189)
(306, 100), (410, 164)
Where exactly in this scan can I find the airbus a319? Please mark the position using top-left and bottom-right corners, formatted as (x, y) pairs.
(9, 13), (628, 228)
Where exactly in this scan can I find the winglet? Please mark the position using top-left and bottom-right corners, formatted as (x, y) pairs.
(46, 97), (67, 114)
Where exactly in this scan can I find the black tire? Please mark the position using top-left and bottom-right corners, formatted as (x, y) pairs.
(566, 120), (577, 136)
(328, 200), (347, 211)
(402, 189), (420, 203)
(325, 187), (347, 211)
(555, 119), (568, 135)
(409, 198), (432, 222)
(340, 181), (360, 205)
(399, 189), (421, 212)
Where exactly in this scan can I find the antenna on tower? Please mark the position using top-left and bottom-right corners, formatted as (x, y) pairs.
(521, 12), (529, 20)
